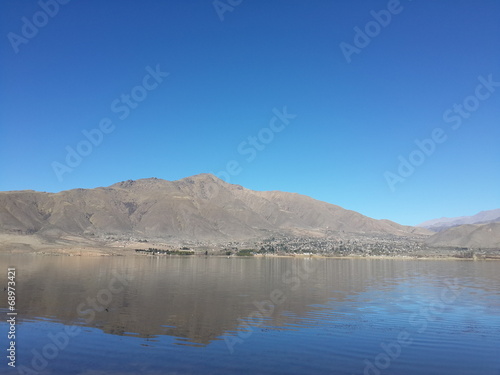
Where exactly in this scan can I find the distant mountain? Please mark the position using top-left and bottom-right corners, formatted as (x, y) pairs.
(0, 174), (427, 242)
(425, 222), (500, 249)
(418, 209), (500, 232)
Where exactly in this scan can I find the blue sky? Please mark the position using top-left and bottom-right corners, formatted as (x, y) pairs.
(1, 0), (499, 226)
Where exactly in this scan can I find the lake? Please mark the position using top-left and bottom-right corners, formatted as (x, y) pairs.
(0, 254), (499, 374)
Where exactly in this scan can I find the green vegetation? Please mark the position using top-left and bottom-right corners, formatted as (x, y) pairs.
(236, 249), (255, 256)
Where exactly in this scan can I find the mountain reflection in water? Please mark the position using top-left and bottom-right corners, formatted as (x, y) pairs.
(1, 255), (499, 375)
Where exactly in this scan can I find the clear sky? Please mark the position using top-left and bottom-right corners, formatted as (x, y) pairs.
(1, 0), (499, 226)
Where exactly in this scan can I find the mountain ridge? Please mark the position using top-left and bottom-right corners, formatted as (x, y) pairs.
(418, 208), (500, 232)
(0, 174), (429, 242)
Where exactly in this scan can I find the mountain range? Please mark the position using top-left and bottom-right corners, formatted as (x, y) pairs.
(0, 174), (498, 253)
(418, 209), (500, 232)
(0, 174), (426, 241)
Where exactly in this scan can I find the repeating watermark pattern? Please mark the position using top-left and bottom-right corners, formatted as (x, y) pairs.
(340, 0), (409, 63)
(209, 106), (296, 193)
(7, 0), (72, 54)
(51, 64), (169, 182)
(384, 74), (500, 192)
(224, 259), (315, 354)
(16, 270), (133, 375)
(360, 278), (462, 375)
(187, 105), (295, 203)
(213, 0), (243, 22)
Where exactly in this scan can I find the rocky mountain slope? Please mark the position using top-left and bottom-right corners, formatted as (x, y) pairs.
(0, 174), (427, 242)
(425, 222), (500, 249)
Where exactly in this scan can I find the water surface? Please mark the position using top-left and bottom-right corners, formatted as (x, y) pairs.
(0, 255), (499, 374)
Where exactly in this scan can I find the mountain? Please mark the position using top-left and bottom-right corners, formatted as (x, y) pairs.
(425, 222), (500, 249)
(0, 174), (427, 243)
(418, 209), (500, 232)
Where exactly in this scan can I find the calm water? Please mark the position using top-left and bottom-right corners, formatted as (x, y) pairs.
(0, 254), (499, 375)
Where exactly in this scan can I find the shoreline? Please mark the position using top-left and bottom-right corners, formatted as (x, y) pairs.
(0, 234), (497, 260)
(1, 247), (498, 261)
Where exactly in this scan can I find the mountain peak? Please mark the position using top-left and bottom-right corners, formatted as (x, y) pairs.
(110, 177), (166, 189)
(99, 174), (232, 192)
(177, 173), (221, 183)
(0, 173), (428, 241)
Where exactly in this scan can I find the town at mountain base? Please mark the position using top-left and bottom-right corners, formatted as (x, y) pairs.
(0, 174), (498, 258)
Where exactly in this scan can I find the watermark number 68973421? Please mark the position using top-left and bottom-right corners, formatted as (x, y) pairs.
(6, 267), (17, 368)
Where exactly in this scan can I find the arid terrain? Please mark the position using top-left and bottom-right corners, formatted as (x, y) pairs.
(1, 174), (499, 259)
(418, 208), (500, 232)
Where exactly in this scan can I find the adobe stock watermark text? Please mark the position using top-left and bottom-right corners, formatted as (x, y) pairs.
(51, 64), (169, 182)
